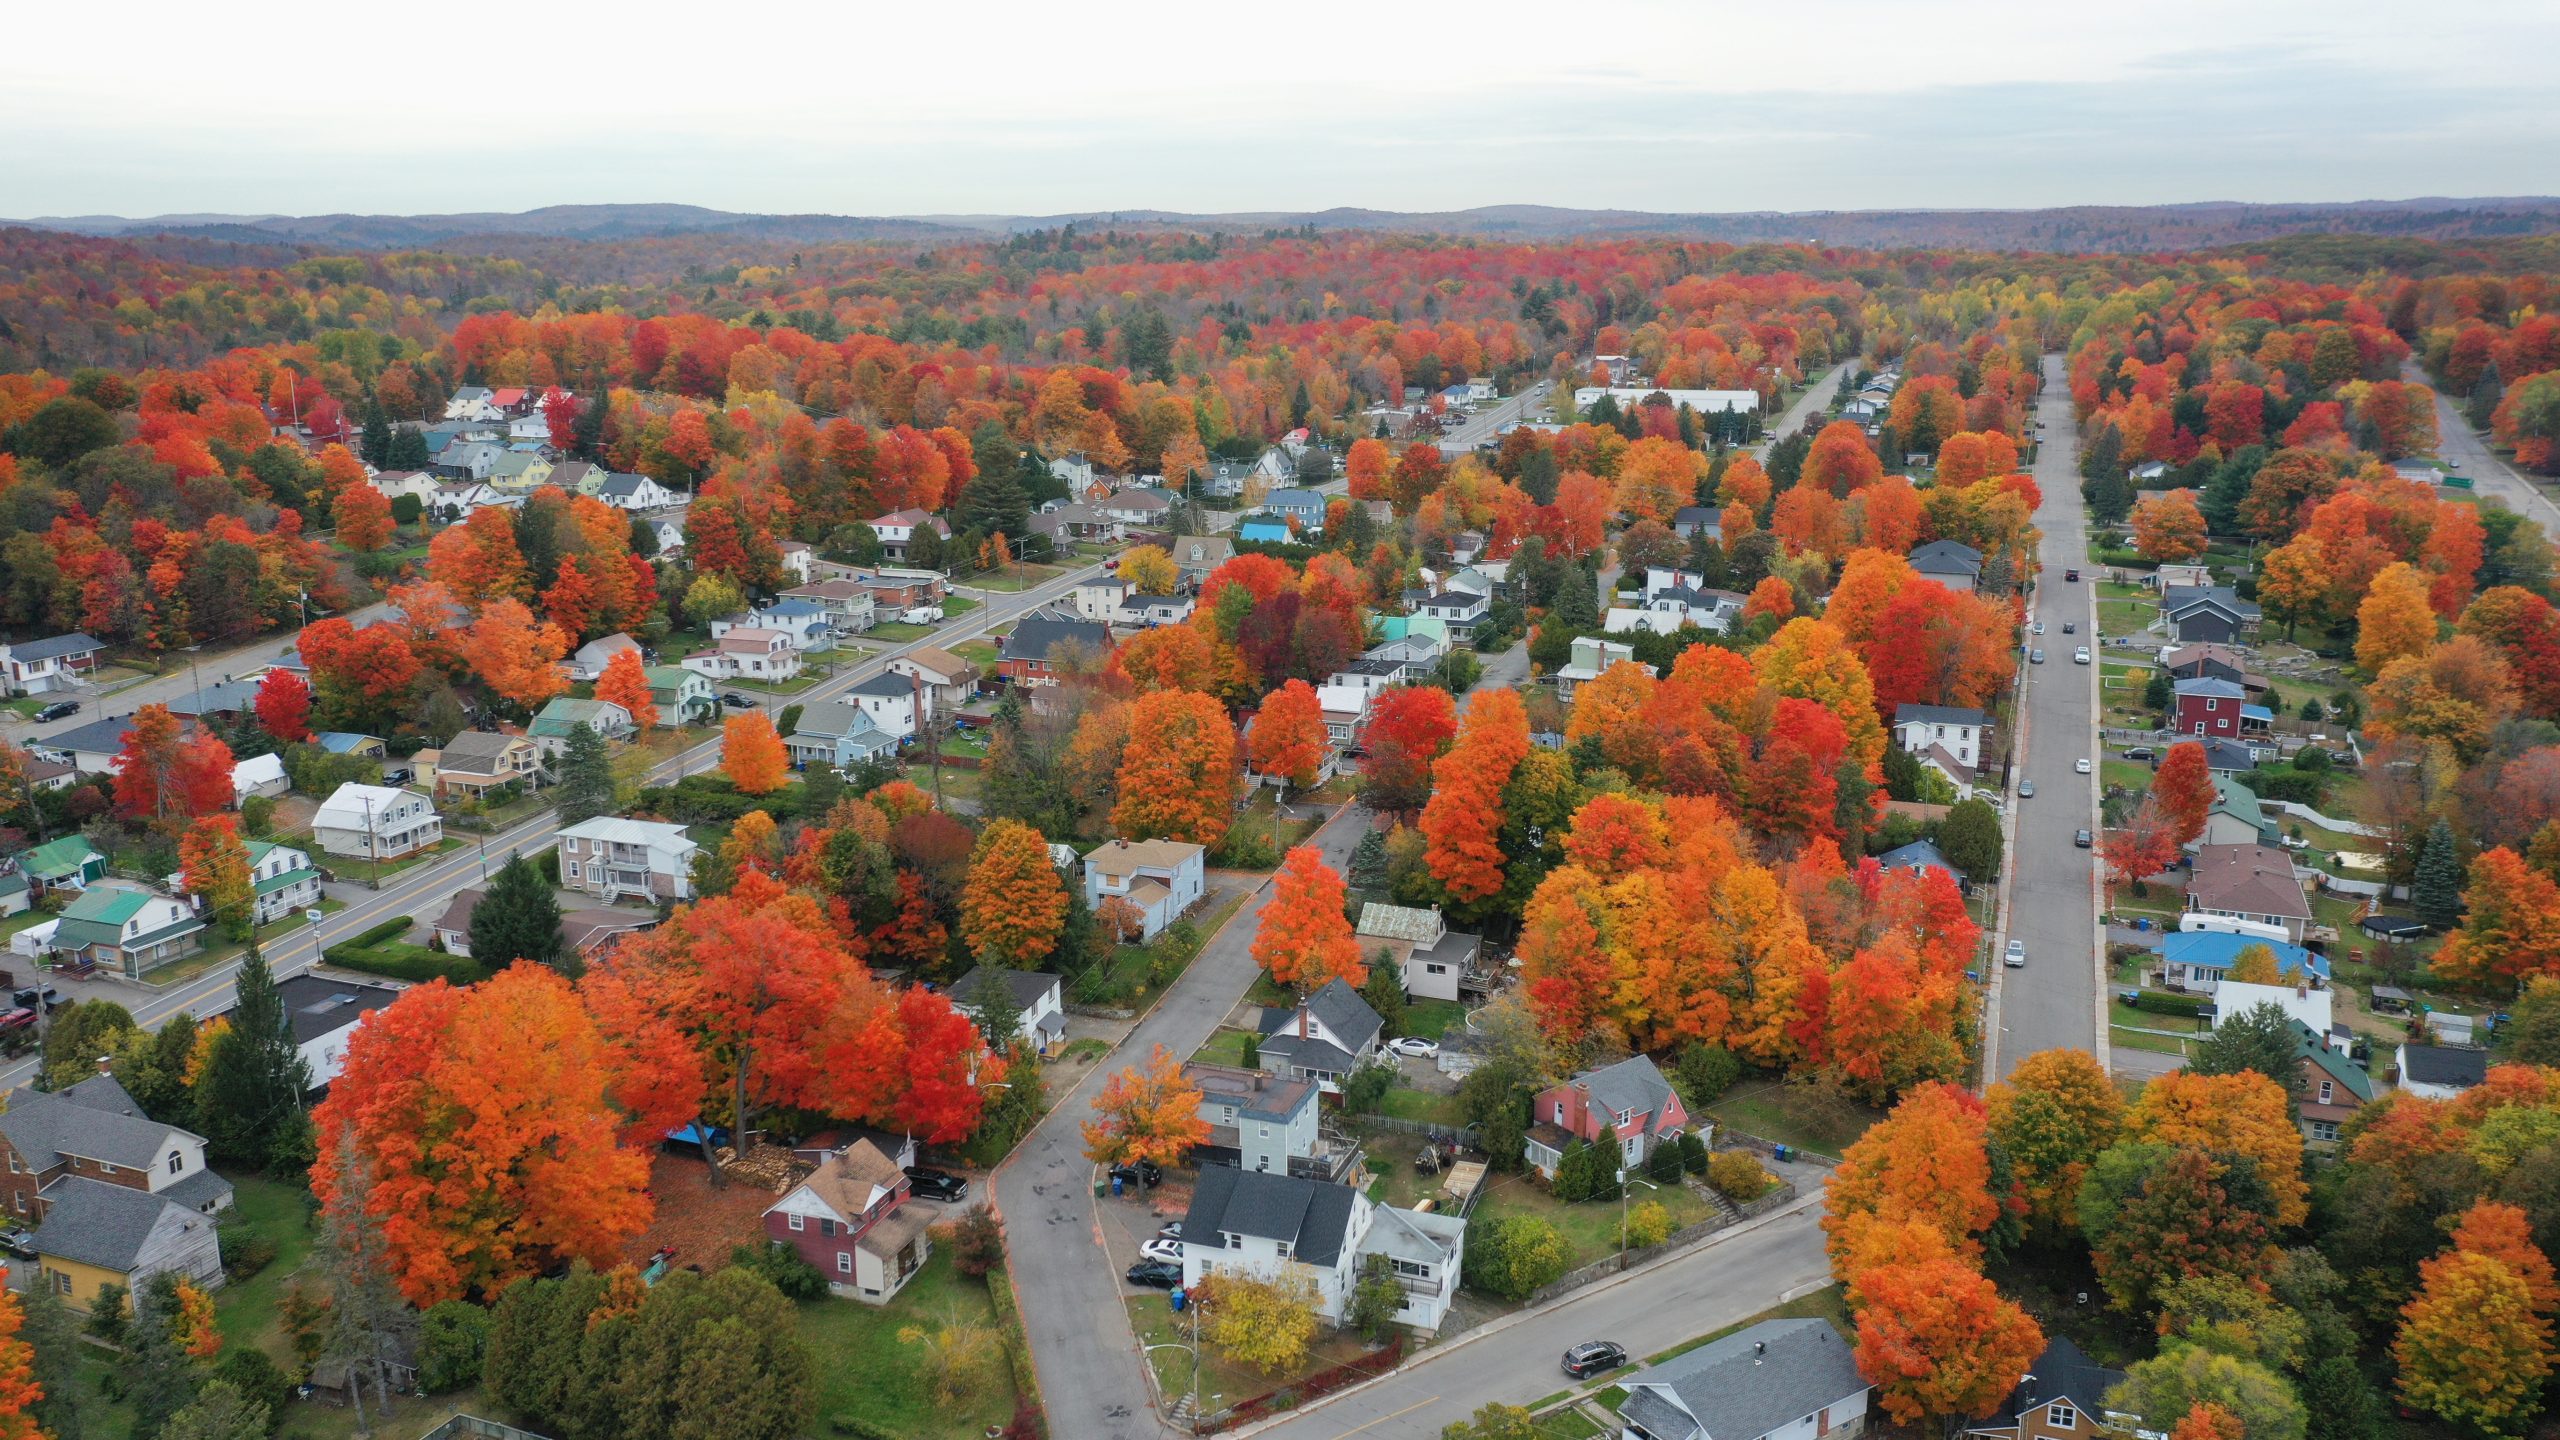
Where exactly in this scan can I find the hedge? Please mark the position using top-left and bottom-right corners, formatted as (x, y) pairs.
(344, 918), (413, 949)
(2128, 989), (2212, 1018)
(324, 941), (486, 986)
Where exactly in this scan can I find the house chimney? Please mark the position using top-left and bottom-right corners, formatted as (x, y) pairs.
(1299, 1004), (1310, 1040)
(95, 1056), (114, 1077)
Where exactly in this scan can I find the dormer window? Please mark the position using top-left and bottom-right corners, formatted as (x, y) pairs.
(167, 1151), (183, 1175)
(2048, 1402), (2078, 1430)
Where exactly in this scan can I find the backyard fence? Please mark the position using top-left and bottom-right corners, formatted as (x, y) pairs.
(1353, 1114), (1481, 1149)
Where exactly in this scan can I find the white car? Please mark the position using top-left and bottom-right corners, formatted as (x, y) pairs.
(2073, 647), (2092, 665)
(2075, 758), (2093, 774)
(1139, 1237), (1185, 1265)
(2032, 621), (2046, 635)
(1386, 1037), (1440, 1059)
(2004, 939), (2027, 968)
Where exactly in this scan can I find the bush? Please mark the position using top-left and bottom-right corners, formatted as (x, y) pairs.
(1341, 1061), (1395, 1116)
(240, 794), (278, 837)
(217, 1224), (279, 1283)
(344, 918), (413, 948)
(418, 1300), (492, 1393)
(2130, 990), (2212, 1018)
(1707, 1151), (1776, 1203)
(1462, 1214), (1570, 1301)
(948, 1204), (1006, 1279)
(1624, 1200), (1674, 1250)
(729, 1241), (830, 1300)
(1671, 1044), (1742, 1106)
(1646, 1139), (1686, 1185)
(828, 1415), (898, 1439)
(323, 941), (486, 985)
(1210, 808), (1280, 869)
(212, 1346), (291, 1428)
(1679, 1131), (1711, 1177)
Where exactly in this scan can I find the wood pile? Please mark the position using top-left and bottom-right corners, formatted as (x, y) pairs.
(716, 1143), (812, 1192)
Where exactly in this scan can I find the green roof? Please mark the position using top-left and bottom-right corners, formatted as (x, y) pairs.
(59, 886), (151, 925)
(19, 836), (101, 879)
(644, 665), (703, 687)
(2293, 1020), (2377, 1103)
(529, 698), (627, 736)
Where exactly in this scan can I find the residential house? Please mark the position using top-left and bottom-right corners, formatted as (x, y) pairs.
(885, 648), (975, 716)
(1000, 613), (1113, 688)
(432, 889), (481, 956)
(555, 816), (700, 904)
(1236, 518), (1293, 545)
(420, 730), (542, 800)
(1047, 454), (1096, 491)
(315, 731), (386, 759)
(1524, 1055), (1692, 1180)
(1256, 979), (1385, 1093)
(1, 633), (106, 695)
(15, 755), (79, 796)
(784, 700), (901, 770)
(2163, 643), (2269, 696)
(764, 1140), (939, 1303)
(549, 460), (601, 494)
(1071, 576), (1134, 623)
(230, 752), (289, 805)
(1619, 1320), (1869, 1440)
(777, 539), (813, 583)
(1178, 1165), (1467, 1332)
(561, 909), (655, 961)
(2156, 930), (2325, 990)
(716, 600), (834, 651)
(2, 1077), (231, 1313)
(1570, 386), (1758, 416)
(2162, 585), (2261, 645)
(508, 412), (556, 444)
(2397, 1043), (2488, 1100)
(840, 567), (947, 612)
(1877, 837), (1965, 888)
(428, 479), (508, 519)
(646, 665), (718, 727)
(844, 673), (921, 741)
(162, 679), (261, 722)
(2202, 774), (2280, 847)
(486, 452), (553, 492)
(782, 580), (880, 635)
(1605, 586), (1745, 638)
(566, 633), (643, 682)
(1198, 458), (1257, 500)
(870, 509), (952, 562)
(1964, 1336), (2125, 1440)
(14, 835), (105, 890)
(592, 470), (680, 511)
(2210, 978), (2333, 1042)
(31, 712), (203, 776)
(444, 386), (501, 422)
(1554, 635), (1637, 704)
(951, 967), (1067, 1055)
(1354, 903), (1480, 1004)
(1261, 488), (1328, 533)
(2129, 459), (2172, 486)
(311, 783), (442, 861)
(1116, 590), (1197, 629)
(1185, 1063), (1323, 1176)
(2155, 562), (2213, 591)
(2289, 1020), (2375, 1149)
(274, 974), (404, 1090)
(49, 885), (205, 978)
(241, 840), (321, 925)
(646, 514), (686, 555)
(1908, 539), (1984, 592)
(1325, 656), (1415, 698)
(2172, 677), (2248, 740)
(368, 469), (440, 505)
(1314, 683), (1372, 757)
(2185, 842), (2313, 944)
(1893, 704), (1989, 773)
(2196, 735), (2263, 775)
(1028, 502), (1125, 546)
(1084, 837), (1206, 940)
(527, 698), (636, 759)
(680, 628), (801, 684)
(434, 441), (503, 481)
(1403, 584), (1489, 639)
(1670, 506), (1722, 540)
(1098, 488), (1173, 528)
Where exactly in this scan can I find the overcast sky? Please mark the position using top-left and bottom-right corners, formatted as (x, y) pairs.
(7, 0), (2556, 219)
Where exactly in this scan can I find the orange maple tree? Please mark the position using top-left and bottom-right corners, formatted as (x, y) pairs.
(2131, 488), (2207, 563)
(1824, 1082), (1999, 1271)
(1850, 1259), (2046, 1424)
(1111, 688), (1237, 847)
(2151, 741), (2215, 848)
(1252, 846), (1365, 991)
(593, 647), (657, 729)
(1247, 679), (1329, 791)
(1083, 1044), (1211, 1169)
(1420, 687), (1532, 905)
(959, 819), (1069, 967)
(722, 711), (788, 794)
(426, 506), (530, 606)
(1113, 624), (1219, 695)
(112, 703), (235, 829)
(0, 1285), (42, 1440)
(466, 599), (571, 709)
(1357, 684), (1458, 813)
(334, 480), (395, 552)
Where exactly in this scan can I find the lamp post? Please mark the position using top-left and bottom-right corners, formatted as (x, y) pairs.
(1616, 1166), (1660, 1272)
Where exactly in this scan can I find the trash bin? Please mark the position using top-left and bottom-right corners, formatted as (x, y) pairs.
(1773, 1144), (1793, 1163)
(1171, 1287), (1188, 1313)
(1112, 1174), (1125, 1198)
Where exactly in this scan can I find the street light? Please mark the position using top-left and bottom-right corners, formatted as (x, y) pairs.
(1617, 1166), (1660, 1271)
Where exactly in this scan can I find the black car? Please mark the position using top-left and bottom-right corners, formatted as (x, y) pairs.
(1108, 1160), (1164, 1189)
(905, 1166), (968, 1202)
(9, 987), (63, 1014)
(32, 700), (78, 722)
(1125, 1260), (1182, 1290)
(719, 691), (757, 709)
(1561, 1341), (1628, 1379)
(2123, 746), (2155, 761)
(2061, 621), (2076, 634)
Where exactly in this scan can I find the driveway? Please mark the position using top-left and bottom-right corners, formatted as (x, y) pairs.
(996, 805), (1373, 1440)
(1986, 355), (2106, 1081)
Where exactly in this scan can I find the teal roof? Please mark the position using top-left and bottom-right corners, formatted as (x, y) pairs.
(19, 836), (101, 879)
(2294, 1020), (2377, 1103)
(59, 886), (151, 925)
(530, 698), (627, 736)
(644, 665), (705, 688)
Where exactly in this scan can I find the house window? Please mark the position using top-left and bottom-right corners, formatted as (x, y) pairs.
(820, 1218), (836, 1238)
(50, 1271), (68, 1297)
(2311, 1120), (2341, 1143)
(2319, 1081), (2334, 1104)
(788, 1213), (805, 1231)
(566, 863), (581, 880)
(99, 1163), (116, 1177)
(167, 1152), (182, 1176)
(837, 1252), (853, 1275)
(2048, 1402), (2079, 1430)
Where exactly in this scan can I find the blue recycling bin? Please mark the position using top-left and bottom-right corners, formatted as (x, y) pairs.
(1773, 1144), (1793, 1163)
(1171, 1287), (1188, 1313)
(1111, 1173), (1125, 1198)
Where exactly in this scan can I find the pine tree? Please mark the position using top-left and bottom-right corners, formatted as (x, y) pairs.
(2080, 421), (2124, 485)
(471, 853), (568, 976)
(360, 397), (393, 469)
(19, 1277), (86, 1440)
(2471, 359), (2506, 432)
(956, 465), (1030, 543)
(192, 949), (314, 1171)
(2414, 820), (2465, 930)
(127, 1273), (205, 1439)
(553, 723), (616, 827)
(387, 426), (430, 470)
(317, 1131), (422, 1434)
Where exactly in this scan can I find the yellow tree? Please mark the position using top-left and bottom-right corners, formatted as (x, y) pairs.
(722, 712), (788, 795)
(2131, 489), (2208, 563)
(1196, 1272), (1322, 1375)
(1984, 1049), (2123, 1235)
(2358, 562), (2440, 673)
(959, 819), (1069, 967)
(1754, 617), (1886, 770)
(2396, 1248), (2553, 1438)
(1083, 1044), (1210, 1168)
(2255, 536), (2330, 640)
(2127, 1070), (2308, 1227)
(1119, 544), (1177, 596)
(178, 813), (255, 942)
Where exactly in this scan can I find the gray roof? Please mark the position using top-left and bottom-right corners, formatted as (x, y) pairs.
(1878, 838), (1962, 881)
(1619, 1320), (1866, 1440)
(274, 975), (404, 1046)
(1180, 1165), (1358, 1266)
(1574, 1055), (1681, 1137)
(952, 967), (1061, 1015)
(1981, 1337), (2123, 1432)
(597, 472), (649, 497)
(159, 1167), (237, 1213)
(41, 713), (186, 757)
(0, 1075), (206, 1171)
(847, 672), (918, 701)
(1188, 1063), (1315, 1124)
(437, 729), (527, 767)
(2173, 676), (2245, 700)
(2198, 736), (2259, 770)
(1907, 540), (1983, 577)
(2402, 1044), (2489, 1089)
(1004, 614), (1112, 663)
(1893, 703), (1987, 728)
(5, 633), (105, 663)
(1257, 978), (1382, 1055)
(2164, 584), (2261, 621)
(1255, 1031), (1358, 1075)
(788, 700), (884, 743)
(29, 1176), (208, 1272)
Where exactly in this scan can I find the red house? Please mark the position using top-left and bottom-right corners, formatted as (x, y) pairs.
(2171, 676), (2246, 739)
(999, 613), (1114, 688)
(761, 1139), (939, 1304)
(1524, 1055), (1693, 1180)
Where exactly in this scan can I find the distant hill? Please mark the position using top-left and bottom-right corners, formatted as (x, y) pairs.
(15, 197), (2560, 253)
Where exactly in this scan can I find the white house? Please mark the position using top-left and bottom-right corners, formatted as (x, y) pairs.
(714, 601), (833, 651)
(869, 509), (951, 562)
(1571, 386), (1759, 416)
(555, 816), (700, 904)
(680, 628), (801, 683)
(1402, 585), (1489, 638)
(1892, 704), (1988, 772)
(1606, 586), (1743, 637)
(2397, 1043), (2488, 1100)
(1178, 1166), (1467, 1333)
(593, 471), (683, 511)
(273, 975), (404, 1090)
(310, 784), (442, 861)
(1047, 454), (1096, 491)
(1084, 838), (1206, 941)
(844, 673), (921, 741)
(230, 752), (289, 805)
(1554, 635), (1636, 704)
(1355, 903), (1479, 1004)
(367, 470), (441, 505)
(2, 634), (106, 695)
(2211, 979), (2333, 1039)
(1314, 684), (1372, 756)
(240, 841), (321, 925)
(951, 967), (1067, 1055)
(884, 648), (975, 717)
(1256, 979), (1385, 1093)
(1617, 1320), (1869, 1440)
(566, 633), (643, 682)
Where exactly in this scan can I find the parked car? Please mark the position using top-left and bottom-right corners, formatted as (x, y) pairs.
(1139, 1237), (1185, 1265)
(2073, 648), (2092, 665)
(2123, 746), (2155, 761)
(2065, 568), (2081, 581)
(1156, 1222), (1185, 1242)
(31, 700), (78, 722)
(380, 766), (414, 785)
(2075, 757), (2093, 774)
(9, 987), (63, 1014)
(1386, 1037), (1440, 1059)
(2061, 621), (2076, 634)
(719, 691), (757, 709)
(1109, 1160), (1164, 1190)
(1125, 1260), (1182, 1290)
(2004, 939), (2027, 968)
(904, 1166), (968, 1202)
(899, 605), (943, 625)
(2019, 780), (2037, 798)
(0, 1227), (32, 1258)
(1561, 1341), (1629, 1379)
(2031, 621), (2046, 635)
(2030, 649), (2046, 664)
(2075, 829), (2095, 848)
(0, 1008), (35, 1034)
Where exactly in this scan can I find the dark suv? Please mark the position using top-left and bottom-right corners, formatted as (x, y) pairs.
(1562, 1341), (1628, 1379)
(1125, 1260), (1182, 1290)
(1109, 1160), (1164, 1189)
(904, 1166), (967, 1202)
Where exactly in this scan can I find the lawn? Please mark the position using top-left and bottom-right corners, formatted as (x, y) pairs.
(1371, 1086), (1467, 1128)
(2109, 999), (2203, 1034)
(942, 595), (981, 617)
(2097, 599), (2153, 635)
(797, 1252), (1021, 1440)
(2095, 580), (2151, 601)
(1128, 1291), (1373, 1420)
(1402, 998), (1467, 1044)
(868, 621), (936, 643)
(2101, 759), (2153, 795)
(954, 640), (1000, 664)
(1470, 1170), (1721, 1272)
(215, 1174), (321, 1362)
(2110, 1026), (2197, 1058)
(1702, 1079), (1879, 1159)
(1192, 1027), (1259, 1067)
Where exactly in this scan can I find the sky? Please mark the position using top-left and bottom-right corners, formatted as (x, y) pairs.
(7, 0), (2557, 219)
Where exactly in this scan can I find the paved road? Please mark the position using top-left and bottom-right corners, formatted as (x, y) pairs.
(997, 805), (1373, 1440)
(1438, 381), (1554, 452)
(1247, 1199), (1829, 1440)
(1754, 362), (1850, 455)
(2404, 357), (2560, 533)
(1987, 355), (2105, 1081)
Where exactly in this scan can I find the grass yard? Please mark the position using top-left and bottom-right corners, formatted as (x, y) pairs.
(1127, 1292), (1374, 1420)
(2101, 759), (2153, 795)
(954, 640), (1000, 664)
(2098, 599), (2154, 635)
(1703, 1079), (1879, 1159)
(2109, 999), (2203, 1034)
(1471, 1172), (1722, 1272)
(1192, 1027), (1258, 1067)
(2095, 580), (2151, 601)
(2110, 1026), (2198, 1058)
(1402, 998), (1468, 1044)
(942, 595), (981, 617)
(797, 1252), (1021, 1440)
(1371, 1086), (1467, 1128)
(216, 1174), (321, 1361)
(868, 621), (936, 643)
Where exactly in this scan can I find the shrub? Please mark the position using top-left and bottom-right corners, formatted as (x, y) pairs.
(1210, 808), (1280, 869)
(1341, 1061), (1395, 1116)
(417, 1300), (492, 1393)
(212, 1345), (291, 1424)
(1462, 1214), (1570, 1301)
(2129, 990), (2212, 1018)
(1625, 1200), (1674, 1249)
(1680, 1131), (1711, 1176)
(323, 941), (486, 985)
(1671, 1044), (1742, 1106)
(947, 1204), (1006, 1279)
(240, 794), (278, 837)
(729, 1241), (830, 1300)
(1707, 1151), (1776, 1203)
(216, 1224), (279, 1283)
(828, 1416), (898, 1439)
(1646, 1138), (1687, 1184)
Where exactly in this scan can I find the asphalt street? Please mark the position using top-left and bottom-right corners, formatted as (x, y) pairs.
(995, 804), (1372, 1440)
(1437, 381), (1552, 451)
(1987, 355), (2104, 1080)
(1757, 362), (1850, 453)
(1246, 1198), (1830, 1440)
(2405, 357), (2560, 532)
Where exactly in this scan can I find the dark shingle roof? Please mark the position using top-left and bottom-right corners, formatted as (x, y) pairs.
(2402, 1044), (2489, 1089)
(1907, 540), (1983, 577)
(952, 967), (1061, 1015)
(1264, 977), (1383, 1055)
(29, 1176), (205, 1272)
(5, 634), (104, 663)
(1893, 703), (1987, 728)
(274, 975), (404, 1046)
(1980, 1336), (2124, 1432)
(1180, 1165), (1358, 1266)
(849, 672), (918, 700)
(1004, 614), (1112, 662)
(0, 1076), (205, 1171)
(1575, 1055), (1682, 1137)
(1619, 1319), (1866, 1440)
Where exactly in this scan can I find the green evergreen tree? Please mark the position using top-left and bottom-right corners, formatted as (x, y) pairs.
(127, 1273), (205, 1440)
(1937, 798), (2006, 879)
(2201, 445), (2266, 537)
(2080, 421), (2124, 485)
(486, 1265), (610, 1430)
(553, 723), (616, 827)
(2192, 1001), (2301, 1092)
(192, 951), (312, 1171)
(1548, 560), (1600, 634)
(360, 397), (394, 469)
(955, 464), (1031, 544)
(573, 392), (607, 460)
(1362, 951), (1408, 1039)
(160, 1379), (270, 1440)
(2470, 358), (2506, 432)
(2413, 819), (2465, 930)
(472, 853), (569, 977)
(387, 426), (430, 470)
(19, 1277), (87, 1440)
